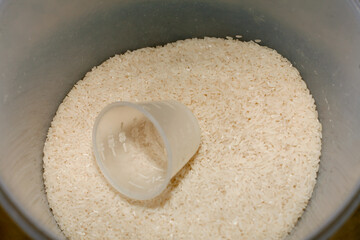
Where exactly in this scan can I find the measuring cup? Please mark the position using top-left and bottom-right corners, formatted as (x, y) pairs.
(92, 100), (201, 200)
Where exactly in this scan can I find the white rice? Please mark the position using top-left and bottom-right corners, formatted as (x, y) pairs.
(43, 37), (322, 240)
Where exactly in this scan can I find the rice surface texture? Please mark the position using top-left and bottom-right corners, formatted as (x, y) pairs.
(43, 38), (322, 240)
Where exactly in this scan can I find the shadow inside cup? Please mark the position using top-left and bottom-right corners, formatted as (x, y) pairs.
(123, 146), (201, 208)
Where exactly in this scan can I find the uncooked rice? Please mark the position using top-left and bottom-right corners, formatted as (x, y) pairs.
(43, 37), (322, 240)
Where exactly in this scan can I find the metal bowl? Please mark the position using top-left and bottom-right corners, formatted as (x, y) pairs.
(0, 0), (359, 239)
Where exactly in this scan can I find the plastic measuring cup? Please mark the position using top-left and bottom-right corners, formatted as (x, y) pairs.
(92, 100), (201, 200)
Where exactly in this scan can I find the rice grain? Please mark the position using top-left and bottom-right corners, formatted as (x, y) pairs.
(43, 38), (322, 240)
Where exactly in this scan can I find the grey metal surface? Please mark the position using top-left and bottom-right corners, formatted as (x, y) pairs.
(0, 0), (359, 239)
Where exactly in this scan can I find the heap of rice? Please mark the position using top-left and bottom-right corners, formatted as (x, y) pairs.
(43, 37), (322, 240)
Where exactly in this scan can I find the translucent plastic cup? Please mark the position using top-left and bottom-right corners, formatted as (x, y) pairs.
(92, 100), (201, 200)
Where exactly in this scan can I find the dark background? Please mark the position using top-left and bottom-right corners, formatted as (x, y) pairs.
(0, 204), (359, 239)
